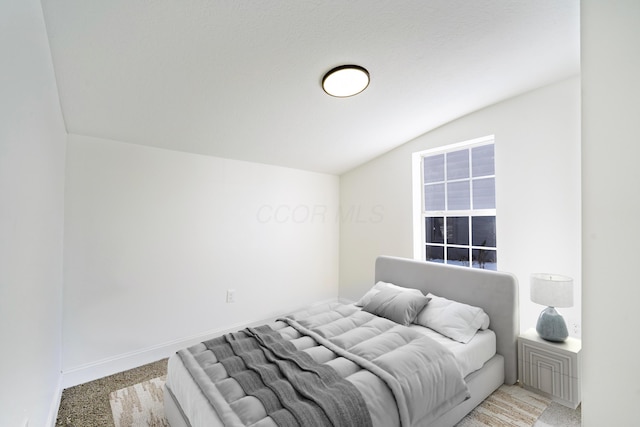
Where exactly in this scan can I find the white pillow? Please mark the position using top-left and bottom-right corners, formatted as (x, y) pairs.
(355, 281), (423, 307)
(414, 293), (491, 343)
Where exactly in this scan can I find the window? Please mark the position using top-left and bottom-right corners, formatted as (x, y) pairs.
(412, 136), (497, 270)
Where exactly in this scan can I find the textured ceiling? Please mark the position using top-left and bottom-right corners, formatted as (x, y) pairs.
(41, 0), (579, 175)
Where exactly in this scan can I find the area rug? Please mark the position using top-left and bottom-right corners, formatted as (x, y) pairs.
(457, 384), (551, 426)
(109, 376), (169, 427)
(110, 378), (550, 427)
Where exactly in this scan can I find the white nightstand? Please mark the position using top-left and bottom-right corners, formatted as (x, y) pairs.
(518, 328), (581, 409)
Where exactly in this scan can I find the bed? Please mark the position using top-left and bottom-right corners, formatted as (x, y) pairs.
(163, 255), (519, 427)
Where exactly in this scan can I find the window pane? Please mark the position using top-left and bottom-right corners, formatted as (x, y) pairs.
(424, 183), (445, 210)
(472, 178), (495, 209)
(472, 216), (496, 247)
(425, 217), (444, 244)
(426, 245), (444, 263)
(447, 247), (470, 267)
(447, 181), (470, 210)
(472, 249), (497, 270)
(421, 141), (496, 270)
(472, 145), (494, 177)
(447, 217), (469, 245)
(423, 154), (444, 183)
(446, 149), (469, 180)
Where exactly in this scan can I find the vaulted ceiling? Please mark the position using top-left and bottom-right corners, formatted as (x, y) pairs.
(41, 0), (579, 174)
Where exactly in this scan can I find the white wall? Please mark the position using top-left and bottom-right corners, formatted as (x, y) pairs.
(0, 1), (67, 426)
(339, 77), (581, 337)
(581, 1), (640, 425)
(63, 134), (339, 385)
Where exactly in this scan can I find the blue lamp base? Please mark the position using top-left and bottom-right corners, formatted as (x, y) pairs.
(536, 307), (568, 342)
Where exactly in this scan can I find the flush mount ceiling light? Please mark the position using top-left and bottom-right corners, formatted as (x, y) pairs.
(322, 65), (370, 97)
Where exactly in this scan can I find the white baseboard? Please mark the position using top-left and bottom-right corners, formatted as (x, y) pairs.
(62, 298), (339, 388)
(61, 319), (270, 388)
(47, 375), (63, 427)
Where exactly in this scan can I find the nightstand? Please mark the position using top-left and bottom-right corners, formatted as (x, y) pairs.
(518, 328), (581, 409)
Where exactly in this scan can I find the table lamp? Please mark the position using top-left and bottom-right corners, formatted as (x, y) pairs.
(530, 273), (573, 342)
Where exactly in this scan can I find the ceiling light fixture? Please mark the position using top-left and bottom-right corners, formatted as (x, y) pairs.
(322, 65), (370, 97)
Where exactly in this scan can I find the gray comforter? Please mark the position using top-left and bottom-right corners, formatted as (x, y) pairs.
(178, 303), (470, 427)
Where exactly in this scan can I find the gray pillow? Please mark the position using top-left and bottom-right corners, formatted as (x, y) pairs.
(362, 288), (431, 326)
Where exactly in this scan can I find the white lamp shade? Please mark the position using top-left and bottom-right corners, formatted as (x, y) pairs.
(530, 273), (573, 308)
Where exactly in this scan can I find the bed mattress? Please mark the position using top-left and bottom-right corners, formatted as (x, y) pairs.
(166, 304), (497, 427)
(407, 326), (496, 377)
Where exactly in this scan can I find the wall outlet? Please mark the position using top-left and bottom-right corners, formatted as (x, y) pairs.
(226, 289), (236, 303)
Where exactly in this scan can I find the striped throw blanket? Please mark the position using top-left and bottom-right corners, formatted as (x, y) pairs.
(201, 325), (372, 427)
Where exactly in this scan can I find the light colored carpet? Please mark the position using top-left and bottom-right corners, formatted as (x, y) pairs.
(57, 358), (168, 427)
(110, 378), (550, 427)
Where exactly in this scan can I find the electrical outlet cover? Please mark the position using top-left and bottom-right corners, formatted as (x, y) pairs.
(226, 289), (236, 303)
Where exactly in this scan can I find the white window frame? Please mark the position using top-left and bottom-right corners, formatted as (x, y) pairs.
(411, 135), (497, 268)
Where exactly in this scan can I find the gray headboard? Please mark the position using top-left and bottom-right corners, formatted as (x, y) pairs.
(374, 255), (519, 385)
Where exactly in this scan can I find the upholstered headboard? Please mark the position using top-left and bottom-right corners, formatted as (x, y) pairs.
(374, 255), (520, 385)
